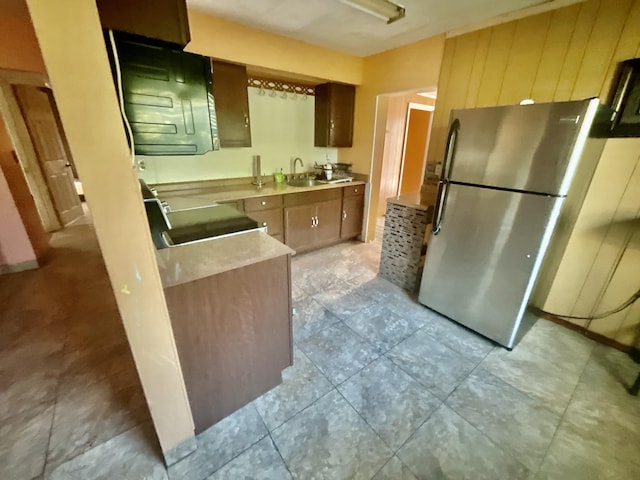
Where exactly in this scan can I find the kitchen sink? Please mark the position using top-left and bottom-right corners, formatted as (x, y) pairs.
(287, 178), (319, 187)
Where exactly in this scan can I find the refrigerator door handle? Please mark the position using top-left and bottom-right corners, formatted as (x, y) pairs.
(433, 119), (459, 235)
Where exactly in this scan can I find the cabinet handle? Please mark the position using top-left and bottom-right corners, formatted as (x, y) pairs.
(262, 222), (267, 227)
(315, 215), (319, 227)
(354, 188), (358, 193)
(311, 216), (315, 228)
(343, 211), (347, 221)
(244, 114), (249, 127)
(261, 200), (267, 206)
(330, 120), (335, 130)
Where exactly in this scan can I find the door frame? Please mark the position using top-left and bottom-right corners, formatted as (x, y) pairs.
(397, 102), (435, 196)
(0, 68), (62, 231)
(366, 89), (436, 239)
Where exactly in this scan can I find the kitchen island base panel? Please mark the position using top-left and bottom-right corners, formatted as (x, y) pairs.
(164, 255), (293, 434)
(379, 199), (432, 292)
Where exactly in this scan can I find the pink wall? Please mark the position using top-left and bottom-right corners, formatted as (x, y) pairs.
(0, 14), (46, 269)
(0, 164), (35, 267)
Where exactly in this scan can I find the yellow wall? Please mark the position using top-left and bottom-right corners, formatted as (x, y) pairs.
(186, 9), (362, 85)
(139, 87), (338, 183)
(427, 0), (640, 165)
(160, 10), (445, 241)
(27, 0), (194, 454)
(342, 36), (445, 240)
(428, 0), (640, 346)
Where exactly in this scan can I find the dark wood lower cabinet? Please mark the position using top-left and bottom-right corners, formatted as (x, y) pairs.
(284, 203), (316, 251)
(164, 255), (292, 434)
(315, 199), (342, 246)
(341, 194), (364, 239)
(283, 186), (361, 252)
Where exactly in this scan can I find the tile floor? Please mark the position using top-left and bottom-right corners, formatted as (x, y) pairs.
(1, 224), (640, 479)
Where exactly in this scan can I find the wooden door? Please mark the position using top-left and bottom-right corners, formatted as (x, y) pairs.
(315, 198), (342, 247)
(13, 85), (83, 226)
(341, 194), (364, 239)
(284, 204), (316, 251)
(212, 61), (251, 148)
(400, 109), (431, 195)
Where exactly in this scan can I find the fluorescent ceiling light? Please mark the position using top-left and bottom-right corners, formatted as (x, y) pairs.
(340, 0), (406, 24)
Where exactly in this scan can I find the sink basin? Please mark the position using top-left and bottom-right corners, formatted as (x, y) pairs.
(287, 178), (319, 187)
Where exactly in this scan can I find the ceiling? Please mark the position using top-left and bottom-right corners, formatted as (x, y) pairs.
(187, 0), (582, 56)
(1, 0), (582, 57)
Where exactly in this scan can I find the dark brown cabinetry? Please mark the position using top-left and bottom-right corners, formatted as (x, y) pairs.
(164, 255), (292, 433)
(314, 83), (356, 147)
(284, 189), (342, 252)
(244, 196), (284, 242)
(212, 61), (252, 148)
(341, 185), (365, 239)
(96, 0), (190, 48)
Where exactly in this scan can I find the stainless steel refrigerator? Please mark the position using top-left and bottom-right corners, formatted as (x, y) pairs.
(418, 98), (608, 349)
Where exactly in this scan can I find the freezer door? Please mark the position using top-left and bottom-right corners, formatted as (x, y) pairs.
(448, 99), (599, 195)
(418, 183), (563, 348)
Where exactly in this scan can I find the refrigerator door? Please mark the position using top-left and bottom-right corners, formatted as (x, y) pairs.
(448, 99), (600, 195)
(419, 183), (564, 348)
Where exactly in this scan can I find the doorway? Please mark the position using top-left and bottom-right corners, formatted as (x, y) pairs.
(373, 89), (436, 221)
(0, 69), (84, 234)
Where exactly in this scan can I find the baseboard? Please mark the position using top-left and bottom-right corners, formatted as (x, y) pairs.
(531, 307), (633, 354)
(0, 259), (39, 275)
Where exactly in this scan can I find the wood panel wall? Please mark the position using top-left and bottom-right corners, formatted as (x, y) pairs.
(428, 0), (640, 165)
(427, 0), (640, 346)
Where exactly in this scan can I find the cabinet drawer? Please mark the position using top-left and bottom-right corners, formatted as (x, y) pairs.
(343, 184), (364, 197)
(244, 195), (283, 212)
(283, 188), (341, 207)
(246, 209), (283, 236)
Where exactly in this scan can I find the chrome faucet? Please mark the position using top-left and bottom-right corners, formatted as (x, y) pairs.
(293, 157), (304, 177)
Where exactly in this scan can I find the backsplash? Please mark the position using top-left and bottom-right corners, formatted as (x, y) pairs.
(137, 87), (338, 184)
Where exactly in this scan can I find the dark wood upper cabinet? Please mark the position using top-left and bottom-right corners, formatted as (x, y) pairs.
(116, 36), (218, 155)
(211, 61), (252, 148)
(315, 82), (356, 147)
(96, 0), (190, 48)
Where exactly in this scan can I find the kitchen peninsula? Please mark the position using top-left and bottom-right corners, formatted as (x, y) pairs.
(156, 228), (294, 433)
(151, 178), (366, 433)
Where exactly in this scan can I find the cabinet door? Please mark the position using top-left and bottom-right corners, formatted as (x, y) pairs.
(315, 198), (342, 246)
(247, 208), (283, 237)
(315, 83), (355, 147)
(117, 37), (215, 155)
(97, 0), (190, 47)
(284, 204), (316, 251)
(212, 61), (252, 148)
(341, 194), (364, 239)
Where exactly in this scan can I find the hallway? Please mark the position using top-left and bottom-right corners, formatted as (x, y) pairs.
(0, 225), (154, 479)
